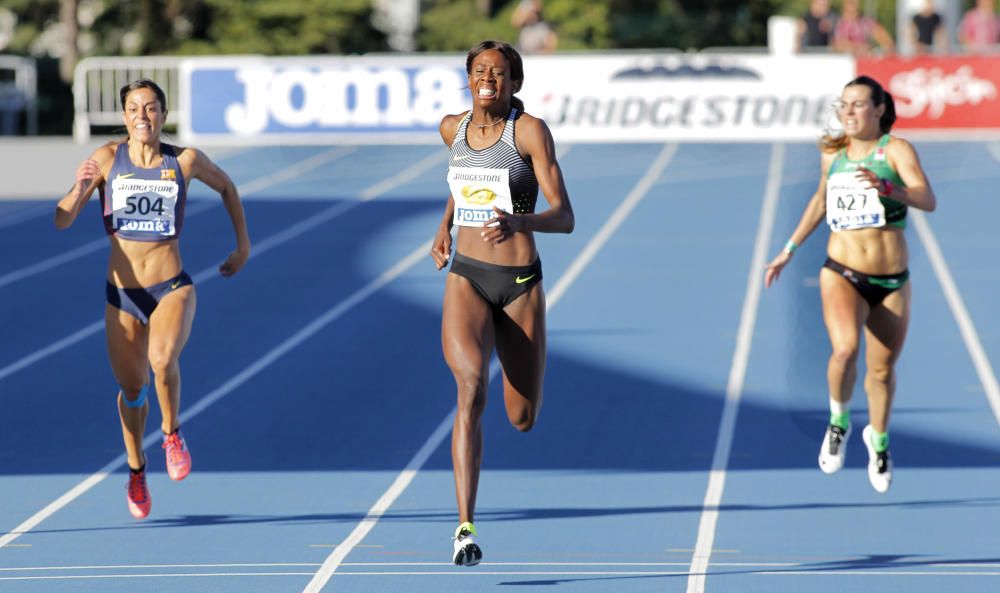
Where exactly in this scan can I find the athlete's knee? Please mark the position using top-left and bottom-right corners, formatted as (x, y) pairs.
(147, 347), (180, 378)
(829, 343), (859, 367)
(866, 364), (895, 386)
(509, 408), (537, 432)
(507, 393), (541, 432)
(120, 384), (149, 408)
(453, 374), (487, 419)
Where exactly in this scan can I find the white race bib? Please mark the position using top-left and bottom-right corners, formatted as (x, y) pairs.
(448, 166), (513, 228)
(826, 171), (885, 231)
(111, 177), (179, 237)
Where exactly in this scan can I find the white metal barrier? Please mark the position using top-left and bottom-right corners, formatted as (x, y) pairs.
(0, 55), (38, 135)
(72, 56), (184, 142)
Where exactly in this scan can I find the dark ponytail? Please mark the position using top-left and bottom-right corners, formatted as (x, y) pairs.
(466, 40), (526, 113)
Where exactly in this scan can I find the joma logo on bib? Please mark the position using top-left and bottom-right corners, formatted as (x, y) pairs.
(448, 166), (512, 228)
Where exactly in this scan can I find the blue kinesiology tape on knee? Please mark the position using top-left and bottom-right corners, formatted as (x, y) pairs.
(123, 384), (148, 408)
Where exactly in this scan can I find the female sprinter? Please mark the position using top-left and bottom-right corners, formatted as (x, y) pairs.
(430, 40), (574, 564)
(765, 75), (936, 493)
(55, 79), (250, 518)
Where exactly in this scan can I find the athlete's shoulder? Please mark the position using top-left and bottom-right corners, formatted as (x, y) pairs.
(91, 140), (119, 162)
(883, 135), (914, 159)
(172, 144), (199, 162)
(513, 111), (552, 142)
(439, 111), (469, 145)
(885, 134), (914, 152)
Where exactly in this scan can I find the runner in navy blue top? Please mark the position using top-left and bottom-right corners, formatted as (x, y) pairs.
(55, 79), (250, 519)
(430, 40), (574, 566)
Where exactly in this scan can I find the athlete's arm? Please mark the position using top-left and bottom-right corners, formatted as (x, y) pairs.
(885, 138), (936, 212)
(482, 114), (574, 245)
(54, 143), (114, 229)
(185, 147), (251, 277)
(764, 150), (834, 288)
(431, 114), (463, 269)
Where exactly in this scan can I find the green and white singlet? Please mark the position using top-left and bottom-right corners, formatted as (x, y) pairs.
(825, 134), (907, 232)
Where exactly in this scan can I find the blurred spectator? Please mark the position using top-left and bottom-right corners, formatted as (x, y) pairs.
(511, 0), (558, 54)
(958, 0), (1000, 54)
(831, 0), (895, 57)
(797, 0), (837, 51)
(909, 0), (948, 55)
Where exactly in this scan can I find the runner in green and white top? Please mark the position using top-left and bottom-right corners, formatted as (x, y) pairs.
(764, 75), (937, 493)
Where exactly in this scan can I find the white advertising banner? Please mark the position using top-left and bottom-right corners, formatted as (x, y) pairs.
(520, 53), (856, 142)
(179, 52), (855, 144)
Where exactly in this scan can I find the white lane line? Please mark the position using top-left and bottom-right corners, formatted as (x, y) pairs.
(686, 143), (785, 593)
(0, 201), (216, 291)
(0, 572), (314, 581)
(0, 148), (256, 228)
(0, 147), (353, 291)
(0, 560), (798, 571)
(548, 143), (678, 305)
(911, 211), (1000, 425)
(11, 559), (999, 572)
(0, 321), (104, 382)
(0, 203), (54, 230)
(303, 142), (679, 593)
(987, 141), (1000, 164)
(0, 564), (320, 571)
(6, 568), (1000, 582)
(0, 241), (430, 550)
(0, 149), (446, 385)
(0, 153), (446, 549)
(754, 570), (1000, 577)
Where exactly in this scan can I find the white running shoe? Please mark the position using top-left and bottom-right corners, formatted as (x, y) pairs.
(452, 522), (482, 567)
(818, 423), (851, 474)
(862, 425), (892, 493)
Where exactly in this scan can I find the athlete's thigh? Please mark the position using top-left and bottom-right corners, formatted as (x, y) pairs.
(495, 283), (546, 402)
(147, 285), (197, 363)
(819, 267), (867, 350)
(442, 274), (494, 376)
(105, 304), (149, 387)
(864, 283), (911, 367)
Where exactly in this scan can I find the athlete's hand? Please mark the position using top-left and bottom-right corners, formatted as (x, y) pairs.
(854, 166), (882, 193)
(764, 250), (792, 288)
(75, 159), (101, 193)
(481, 206), (523, 245)
(431, 225), (452, 270)
(219, 248), (249, 277)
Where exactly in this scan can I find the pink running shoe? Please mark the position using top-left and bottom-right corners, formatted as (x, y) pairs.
(126, 467), (151, 519)
(163, 430), (191, 481)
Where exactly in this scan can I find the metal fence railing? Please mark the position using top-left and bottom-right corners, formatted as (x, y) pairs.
(0, 55), (38, 135)
(72, 56), (183, 142)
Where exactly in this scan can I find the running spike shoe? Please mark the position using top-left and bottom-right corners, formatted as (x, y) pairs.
(126, 466), (151, 519)
(452, 522), (482, 566)
(863, 425), (892, 493)
(163, 429), (191, 481)
(818, 423), (851, 474)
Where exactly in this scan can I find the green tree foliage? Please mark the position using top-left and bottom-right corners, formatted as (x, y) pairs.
(2, 0), (386, 58)
(417, 0), (790, 53)
(417, 0), (517, 51)
(177, 0), (388, 55)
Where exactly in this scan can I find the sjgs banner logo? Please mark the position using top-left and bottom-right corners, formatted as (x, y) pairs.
(858, 56), (1000, 129)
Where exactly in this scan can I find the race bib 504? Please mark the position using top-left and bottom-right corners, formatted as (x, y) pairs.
(111, 177), (179, 236)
